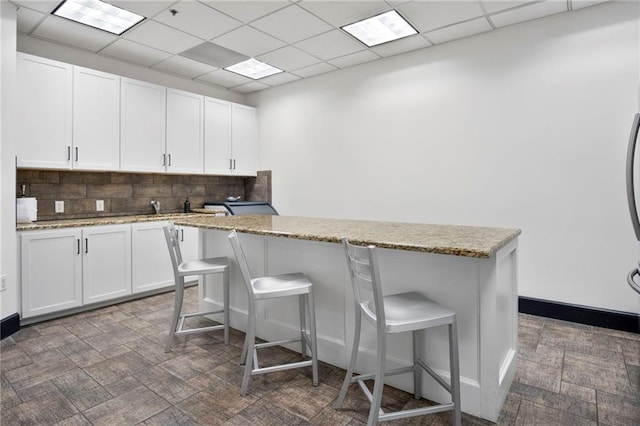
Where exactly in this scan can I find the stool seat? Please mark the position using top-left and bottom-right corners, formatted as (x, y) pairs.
(228, 230), (319, 395)
(163, 223), (230, 352)
(252, 273), (313, 299)
(362, 291), (456, 333)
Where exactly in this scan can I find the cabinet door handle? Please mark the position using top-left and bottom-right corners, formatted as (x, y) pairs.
(168, 154), (171, 166)
(85, 238), (88, 254)
(75, 147), (78, 162)
(229, 158), (232, 170)
(77, 239), (80, 255)
(67, 146), (71, 161)
(233, 159), (236, 170)
(181, 229), (184, 242)
(162, 154), (166, 166)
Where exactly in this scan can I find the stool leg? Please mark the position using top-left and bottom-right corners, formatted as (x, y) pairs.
(335, 308), (362, 408)
(299, 294), (307, 358)
(368, 331), (386, 426)
(241, 305), (257, 395)
(449, 319), (461, 426)
(413, 329), (423, 399)
(223, 269), (230, 345)
(307, 289), (318, 386)
(165, 277), (185, 353)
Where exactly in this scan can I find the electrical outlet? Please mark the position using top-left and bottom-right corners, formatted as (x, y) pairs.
(96, 200), (104, 212)
(1, 275), (7, 292)
(55, 200), (64, 213)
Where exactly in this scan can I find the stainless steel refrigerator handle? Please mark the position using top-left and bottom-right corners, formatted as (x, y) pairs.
(626, 113), (640, 240)
(627, 268), (640, 295)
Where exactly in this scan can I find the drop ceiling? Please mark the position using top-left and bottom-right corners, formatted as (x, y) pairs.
(13, 0), (610, 94)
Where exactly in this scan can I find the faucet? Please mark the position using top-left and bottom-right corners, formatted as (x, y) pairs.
(150, 200), (160, 214)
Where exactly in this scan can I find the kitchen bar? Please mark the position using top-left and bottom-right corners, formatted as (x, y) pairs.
(173, 214), (521, 422)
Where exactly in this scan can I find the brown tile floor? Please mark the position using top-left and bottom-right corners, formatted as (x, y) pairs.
(1, 287), (639, 425)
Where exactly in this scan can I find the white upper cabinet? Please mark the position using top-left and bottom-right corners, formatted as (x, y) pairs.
(204, 97), (232, 175)
(120, 78), (167, 172)
(166, 89), (204, 174)
(204, 99), (257, 176)
(231, 104), (258, 176)
(73, 67), (120, 171)
(16, 53), (73, 169)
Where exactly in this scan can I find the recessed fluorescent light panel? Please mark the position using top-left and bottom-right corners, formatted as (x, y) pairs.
(52, 0), (145, 35)
(342, 10), (417, 47)
(225, 58), (283, 80)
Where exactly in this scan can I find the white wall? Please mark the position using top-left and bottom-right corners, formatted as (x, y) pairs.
(250, 2), (640, 314)
(1, 1), (18, 320)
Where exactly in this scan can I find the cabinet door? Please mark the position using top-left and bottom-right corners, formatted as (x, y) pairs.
(73, 67), (120, 171)
(16, 53), (72, 169)
(120, 78), (166, 172)
(131, 222), (174, 293)
(204, 97), (232, 175)
(82, 225), (132, 305)
(21, 229), (82, 318)
(231, 104), (258, 176)
(166, 89), (204, 174)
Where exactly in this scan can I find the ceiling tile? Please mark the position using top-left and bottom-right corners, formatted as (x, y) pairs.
(328, 50), (381, 69)
(250, 4), (333, 44)
(123, 20), (203, 54)
(491, 0), (568, 28)
(153, 1), (242, 40)
(152, 55), (217, 78)
(398, 1), (485, 32)
(16, 6), (45, 34)
(100, 38), (172, 66)
(231, 81), (271, 93)
(109, 1), (178, 19)
(257, 46), (320, 71)
(260, 72), (301, 87)
(426, 17), (493, 45)
(32, 16), (118, 52)
(371, 34), (431, 58)
(480, 1), (536, 15)
(571, 0), (612, 10)
(212, 26), (286, 58)
(196, 69), (253, 88)
(200, 0), (290, 24)
(298, 0), (390, 27)
(295, 29), (364, 61)
(11, 0), (59, 14)
(292, 62), (338, 79)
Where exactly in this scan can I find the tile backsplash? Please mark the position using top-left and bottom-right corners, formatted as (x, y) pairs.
(17, 170), (272, 221)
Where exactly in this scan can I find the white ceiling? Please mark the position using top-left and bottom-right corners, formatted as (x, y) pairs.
(12, 0), (610, 94)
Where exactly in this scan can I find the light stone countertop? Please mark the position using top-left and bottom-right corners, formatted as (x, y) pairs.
(15, 213), (208, 231)
(16, 213), (520, 258)
(173, 215), (521, 258)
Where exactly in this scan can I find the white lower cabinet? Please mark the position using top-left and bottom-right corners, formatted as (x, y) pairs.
(82, 225), (131, 305)
(20, 222), (198, 320)
(131, 221), (174, 293)
(21, 229), (82, 318)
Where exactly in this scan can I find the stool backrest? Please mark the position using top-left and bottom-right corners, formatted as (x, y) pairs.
(163, 223), (183, 280)
(228, 230), (254, 295)
(342, 238), (386, 328)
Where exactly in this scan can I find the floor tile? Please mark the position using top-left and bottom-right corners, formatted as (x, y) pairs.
(2, 381), (78, 424)
(597, 390), (640, 425)
(52, 368), (113, 411)
(82, 385), (171, 425)
(176, 390), (234, 424)
(134, 365), (200, 404)
(83, 350), (155, 386)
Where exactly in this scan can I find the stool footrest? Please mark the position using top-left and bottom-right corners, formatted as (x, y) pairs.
(251, 359), (313, 376)
(254, 336), (302, 350)
(378, 403), (455, 422)
(350, 365), (415, 382)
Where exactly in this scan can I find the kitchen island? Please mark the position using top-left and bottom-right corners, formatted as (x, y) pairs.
(173, 215), (521, 422)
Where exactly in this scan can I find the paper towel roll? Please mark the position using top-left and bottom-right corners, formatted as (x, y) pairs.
(17, 198), (37, 223)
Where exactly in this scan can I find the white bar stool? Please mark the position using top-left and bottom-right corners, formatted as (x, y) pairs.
(227, 229), (319, 395)
(163, 222), (229, 352)
(335, 238), (461, 426)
